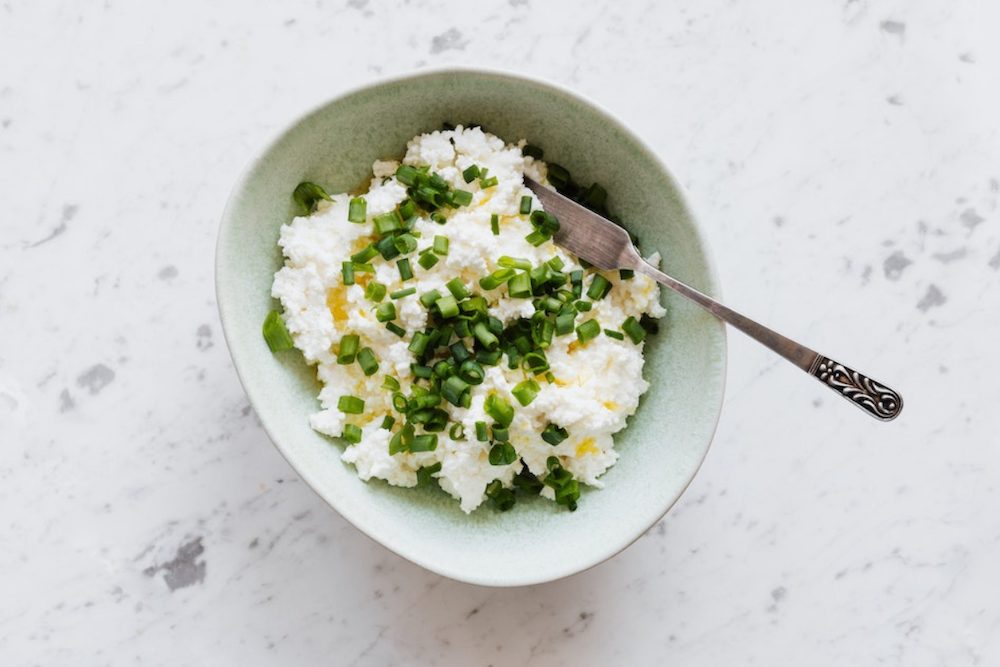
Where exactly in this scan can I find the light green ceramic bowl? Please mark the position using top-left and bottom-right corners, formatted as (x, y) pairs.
(217, 68), (726, 587)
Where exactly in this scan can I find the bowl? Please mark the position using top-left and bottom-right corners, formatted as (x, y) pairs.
(216, 67), (726, 586)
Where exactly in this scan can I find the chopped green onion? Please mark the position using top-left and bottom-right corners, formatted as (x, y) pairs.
(473, 322), (499, 350)
(513, 467), (543, 494)
(587, 274), (612, 300)
(382, 376), (400, 391)
(532, 317), (555, 350)
(417, 250), (439, 270)
(555, 311), (576, 336)
(570, 270), (584, 297)
(417, 462), (441, 485)
(538, 296), (562, 313)
(336, 334), (359, 364)
(576, 319), (600, 343)
(462, 164), (480, 183)
(489, 442), (517, 466)
(376, 235), (400, 260)
(435, 294), (460, 319)
(441, 375), (470, 407)
(479, 175), (498, 189)
(541, 423), (568, 446)
(553, 478), (579, 510)
(451, 189), (473, 207)
(352, 262), (374, 274)
(490, 213), (500, 235)
(522, 144), (543, 159)
(547, 163), (570, 189)
(348, 197), (367, 223)
(445, 278), (469, 300)
(475, 421), (489, 441)
(342, 261), (355, 285)
(484, 392), (514, 428)
(449, 423), (465, 440)
(393, 233), (418, 255)
(432, 235), (449, 255)
(530, 262), (552, 287)
(449, 341), (470, 362)
(604, 329), (625, 340)
(431, 212), (447, 224)
(398, 198), (417, 221)
(409, 392), (439, 411)
(397, 258), (413, 281)
(479, 268), (516, 290)
(512, 379), (540, 406)
(522, 350), (549, 375)
(583, 183), (607, 209)
(519, 196), (532, 215)
(485, 479), (516, 511)
(622, 316), (646, 344)
(373, 211), (402, 235)
(543, 457), (580, 511)
(619, 269), (634, 280)
(548, 256), (565, 272)
(390, 287), (415, 299)
(342, 423), (362, 443)
(458, 359), (484, 385)
(498, 256), (531, 271)
(380, 415), (395, 430)
(575, 301), (592, 312)
(375, 302), (396, 322)
(391, 393), (408, 412)
(530, 210), (560, 234)
(491, 425), (509, 442)
(434, 359), (454, 378)
(408, 331), (432, 356)
(292, 182), (331, 214)
(419, 289), (441, 308)
(388, 431), (404, 455)
(507, 272), (532, 298)
(337, 395), (364, 414)
(416, 186), (444, 208)
(357, 347), (379, 375)
(385, 322), (406, 337)
(351, 244), (378, 263)
(395, 164), (419, 186)
(524, 230), (547, 246)
(409, 434), (438, 452)
(262, 310), (295, 352)
(476, 347), (502, 365)
(363, 281), (386, 303)
(388, 423), (414, 455)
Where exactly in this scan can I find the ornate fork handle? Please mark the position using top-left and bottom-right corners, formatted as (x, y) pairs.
(631, 260), (903, 422)
(808, 356), (903, 420)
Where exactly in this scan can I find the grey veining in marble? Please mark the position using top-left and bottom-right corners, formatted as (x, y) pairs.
(1, 0), (998, 664)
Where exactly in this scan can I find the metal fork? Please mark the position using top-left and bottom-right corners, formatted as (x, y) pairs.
(525, 177), (903, 421)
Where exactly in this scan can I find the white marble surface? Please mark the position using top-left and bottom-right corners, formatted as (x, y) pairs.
(2, 0), (998, 664)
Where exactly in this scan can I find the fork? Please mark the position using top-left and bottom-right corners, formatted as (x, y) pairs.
(525, 177), (903, 421)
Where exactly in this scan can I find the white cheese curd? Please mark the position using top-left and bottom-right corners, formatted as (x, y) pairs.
(271, 126), (665, 513)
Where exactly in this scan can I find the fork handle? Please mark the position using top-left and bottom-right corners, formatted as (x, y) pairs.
(633, 262), (903, 421)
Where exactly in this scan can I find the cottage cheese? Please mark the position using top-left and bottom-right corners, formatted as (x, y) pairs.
(272, 127), (665, 513)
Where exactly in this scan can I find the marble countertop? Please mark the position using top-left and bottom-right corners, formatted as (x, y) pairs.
(2, 1), (997, 664)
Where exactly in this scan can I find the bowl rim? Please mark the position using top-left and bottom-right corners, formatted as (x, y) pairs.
(216, 65), (728, 587)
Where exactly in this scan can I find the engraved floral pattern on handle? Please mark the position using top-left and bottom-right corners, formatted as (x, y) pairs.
(809, 356), (903, 421)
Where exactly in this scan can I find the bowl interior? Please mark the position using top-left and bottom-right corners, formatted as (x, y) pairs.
(217, 69), (726, 586)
